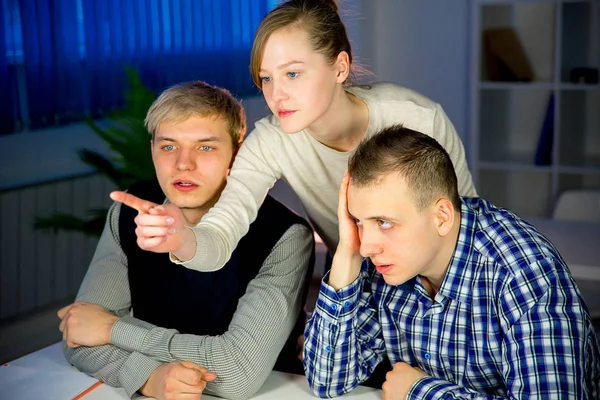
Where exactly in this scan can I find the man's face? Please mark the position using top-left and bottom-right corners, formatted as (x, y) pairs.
(348, 173), (444, 286)
(151, 115), (234, 224)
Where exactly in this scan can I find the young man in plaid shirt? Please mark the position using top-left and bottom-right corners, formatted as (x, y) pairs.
(304, 125), (600, 399)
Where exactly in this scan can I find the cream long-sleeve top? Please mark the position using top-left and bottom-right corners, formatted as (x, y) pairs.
(177, 82), (477, 272)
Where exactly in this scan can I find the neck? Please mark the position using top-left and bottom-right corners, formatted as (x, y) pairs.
(422, 213), (462, 299)
(306, 86), (369, 152)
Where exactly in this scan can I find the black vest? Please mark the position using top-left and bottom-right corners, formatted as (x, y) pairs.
(119, 180), (314, 373)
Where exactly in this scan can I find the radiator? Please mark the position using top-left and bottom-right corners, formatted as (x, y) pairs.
(0, 174), (116, 323)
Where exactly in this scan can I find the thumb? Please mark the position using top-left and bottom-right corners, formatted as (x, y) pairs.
(180, 361), (216, 381)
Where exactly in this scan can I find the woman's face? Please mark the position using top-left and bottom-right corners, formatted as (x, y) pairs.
(258, 27), (343, 134)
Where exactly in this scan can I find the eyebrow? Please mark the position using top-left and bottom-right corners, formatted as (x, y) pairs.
(351, 213), (400, 223)
(259, 60), (305, 73)
(155, 136), (222, 143)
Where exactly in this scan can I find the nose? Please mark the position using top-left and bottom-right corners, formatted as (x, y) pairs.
(270, 80), (288, 103)
(359, 228), (383, 258)
(176, 148), (196, 171)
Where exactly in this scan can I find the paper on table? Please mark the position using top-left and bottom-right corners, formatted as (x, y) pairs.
(0, 364), (99, 400)
(0, 342), (101, 400)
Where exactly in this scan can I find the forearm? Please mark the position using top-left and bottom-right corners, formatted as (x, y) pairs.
(66, 203), (162, 397)
(175, 133), (281, 272)
(407, 377), (511, 400)
(328, 247), (363, 290)
(304, 269), (385, 398)
(114, 224), (313, 400)
(63, 342), (161, 398)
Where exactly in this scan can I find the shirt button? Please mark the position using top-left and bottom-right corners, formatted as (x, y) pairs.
(344, 301), (351, 309)
(330, 304), (338, 312)
(325, 345), (332, 353)
(424, 353), (431, 360)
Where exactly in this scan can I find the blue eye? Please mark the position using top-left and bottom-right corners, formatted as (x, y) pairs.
(201, 145), (213, 152)
(260, 76), (271, 83)
(162, 144), (174, 151)
(287, 71), (298, 78)
(378, 220), (393, 229)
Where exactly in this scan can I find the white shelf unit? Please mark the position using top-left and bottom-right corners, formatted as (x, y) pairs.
(469, 0), (600, 218)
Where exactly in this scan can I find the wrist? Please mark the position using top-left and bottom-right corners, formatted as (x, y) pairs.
(139, 374), (156, 397)
(328, 251), (363, 290)
(173, 227), (196, 262)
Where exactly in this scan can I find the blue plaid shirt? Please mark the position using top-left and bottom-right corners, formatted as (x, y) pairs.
(304, 197), (600, 399)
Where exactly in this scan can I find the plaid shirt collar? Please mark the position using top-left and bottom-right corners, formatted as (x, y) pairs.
(434, 199), (479, 305)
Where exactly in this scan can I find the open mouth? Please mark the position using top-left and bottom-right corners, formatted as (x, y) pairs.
(174, 181), (198, 191)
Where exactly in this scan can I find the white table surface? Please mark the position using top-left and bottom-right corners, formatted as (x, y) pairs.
(4, 342), (381, 400)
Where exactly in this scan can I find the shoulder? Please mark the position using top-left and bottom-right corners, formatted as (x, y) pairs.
(465, 198), (564, 279)
(349, 82), (442, 135)
(347, 81), (439, 109)
(251, 114), (284, 138)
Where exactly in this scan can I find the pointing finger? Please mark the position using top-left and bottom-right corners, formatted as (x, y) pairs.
(110, 191), (157, 213)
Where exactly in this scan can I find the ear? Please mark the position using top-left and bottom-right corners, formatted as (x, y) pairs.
(334, 51), (351, 84)
(432, 198), (455, 237)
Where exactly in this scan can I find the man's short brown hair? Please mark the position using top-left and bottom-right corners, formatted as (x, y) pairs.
(348, 125), (461, 211)
(145, 81), (246, 147)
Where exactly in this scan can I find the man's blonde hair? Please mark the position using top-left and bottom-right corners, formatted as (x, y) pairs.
(145, 81), (246, 147)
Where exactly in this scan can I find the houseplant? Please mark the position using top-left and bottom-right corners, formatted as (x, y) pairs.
(34, 68), (157, 237)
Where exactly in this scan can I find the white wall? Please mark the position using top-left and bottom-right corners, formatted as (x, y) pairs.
(351, 0), (471, 152)
(1, 1), (472, 190)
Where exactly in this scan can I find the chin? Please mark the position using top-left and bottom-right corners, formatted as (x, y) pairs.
(381, 274), (408, 287)
(277, 118), (309, 135)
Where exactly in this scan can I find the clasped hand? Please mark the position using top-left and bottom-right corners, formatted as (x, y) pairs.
(382, 362), (428, 400)
(57, 301), (119, 347)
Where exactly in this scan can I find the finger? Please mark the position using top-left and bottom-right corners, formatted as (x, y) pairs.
(62, 321), (68, 342)
(338, 172), (351, 217)
(149, 205), (166, 215)
(137, 236), (168, 249)
(135, 213), (175, 228)
(175, 367), (205, 386)
(179, 361), (208, 374)
(110, 191), (157, 213)
(57, 304), (74, 319)
(202, 372), (217, 382)
(58, 314), (67, 333)
(179, 361), (217, 382)
(136, 226), (175, 238)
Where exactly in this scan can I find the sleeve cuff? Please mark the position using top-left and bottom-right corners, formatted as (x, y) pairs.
(315, 271), (361, 323)
(408, 376), (458, 400)
(118, 351), (162, 398)
(171, 226), (226, 272)
(111, 316), (155, 353)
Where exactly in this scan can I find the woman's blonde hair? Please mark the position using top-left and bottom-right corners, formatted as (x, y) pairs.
(250, 0), (358, 89)
(145, 81), (246, 147)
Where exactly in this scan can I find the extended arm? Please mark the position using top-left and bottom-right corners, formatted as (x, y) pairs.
(176, 124), (284, 271)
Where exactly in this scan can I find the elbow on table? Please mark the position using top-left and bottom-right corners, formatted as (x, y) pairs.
(208, 370), (267, 400)
(308, 382), (344, 399)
